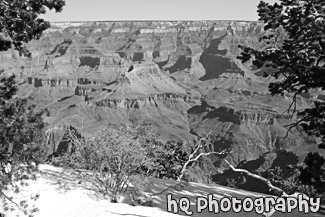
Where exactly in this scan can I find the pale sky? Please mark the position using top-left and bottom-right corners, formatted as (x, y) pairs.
(42, 0), (279, 22)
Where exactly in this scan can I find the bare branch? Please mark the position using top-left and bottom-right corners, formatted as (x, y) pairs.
(283, 115), (310, 138)
(223, 159), (325, 217)
(286, 92), (298, 114)
(177, 135), (228, 181)
(187, 150), (227, 164)
(0, 190), (26, 214)
(224, 160), (286, 195)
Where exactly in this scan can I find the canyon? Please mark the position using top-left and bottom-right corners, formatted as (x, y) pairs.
(1, 20), (324, 185)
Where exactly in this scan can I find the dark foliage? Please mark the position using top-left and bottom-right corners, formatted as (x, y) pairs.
(263, 153), (325, 202)
(0, 1), (65, 215)
(0, 73), (47, 163)
(141, 140), (188, 180)
(0, 70), (47, 170)
(0, 0), (65, 57)
(0, 70), (48, 216)
(237, 0), (325, 203)
(238, 0), (325, 148)
(299, 152), (325, 193)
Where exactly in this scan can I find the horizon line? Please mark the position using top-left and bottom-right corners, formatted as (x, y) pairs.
(49, 19), (260, 23)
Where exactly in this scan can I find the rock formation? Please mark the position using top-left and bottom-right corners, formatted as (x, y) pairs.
(2, 20), (324, 183)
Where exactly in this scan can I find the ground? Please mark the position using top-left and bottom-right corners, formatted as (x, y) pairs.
(1, 164), (322, 217)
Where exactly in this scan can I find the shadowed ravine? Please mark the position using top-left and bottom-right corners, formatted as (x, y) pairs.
(2, 20), (324, 195)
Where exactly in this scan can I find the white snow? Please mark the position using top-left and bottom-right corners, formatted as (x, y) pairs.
(1, 164), (320, 217)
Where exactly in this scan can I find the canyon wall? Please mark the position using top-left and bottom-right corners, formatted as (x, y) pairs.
(1, 20), (323, 183)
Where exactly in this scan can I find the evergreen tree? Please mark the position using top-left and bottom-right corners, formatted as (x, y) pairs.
(237, 0), (325, 205)
(0, 0), (65, 56)
(238, 0), (325, 148)
(0, 1), (65, 215)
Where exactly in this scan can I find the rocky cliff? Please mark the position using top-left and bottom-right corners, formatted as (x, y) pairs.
(2, 20), (324, 183)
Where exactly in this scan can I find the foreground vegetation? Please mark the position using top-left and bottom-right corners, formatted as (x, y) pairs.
(0, 0), (65, 216)
(237, 0), (325, 213)
(47, 121), (228, 204)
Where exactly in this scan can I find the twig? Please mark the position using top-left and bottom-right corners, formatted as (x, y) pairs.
(224, 160), (285, 195)
(283, 115), (310, 138)
(0, 190), (26, 214)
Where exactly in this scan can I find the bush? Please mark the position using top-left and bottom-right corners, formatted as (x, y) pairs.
(1, 1), (65, 215)
(225, 178), (237, 188)
(141, 140), (188, 180)
(263, 153), (325, 203)
(64, 122), (184, 203)
(0, 72), (47, 216)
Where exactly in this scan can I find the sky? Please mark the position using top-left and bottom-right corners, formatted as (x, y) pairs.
(42, 0), (279, 22)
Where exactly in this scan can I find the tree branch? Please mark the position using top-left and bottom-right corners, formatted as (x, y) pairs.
(223, 159), (325, 217)
(224, 160), (285, 195)
(177, 135), (228, 181)
(187, 150), (227, 164)
(283, 115), (310, 138)
(0, 189), (26, 214)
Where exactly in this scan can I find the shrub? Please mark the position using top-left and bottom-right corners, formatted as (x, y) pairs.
(65, 122), (173, 203)
(0, 72), (47, 216)
(263, 153), (325, 203)
(140, 140), (188, 180)
(0, 0), (65, 215)
(225, 178), (237, 188)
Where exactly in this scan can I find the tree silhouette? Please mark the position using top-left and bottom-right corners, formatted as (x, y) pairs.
(0, 0), (65, 57)
(236, 1), (325, 214)
(0, 1), (65, 216)
(238, 0), (325, 148)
